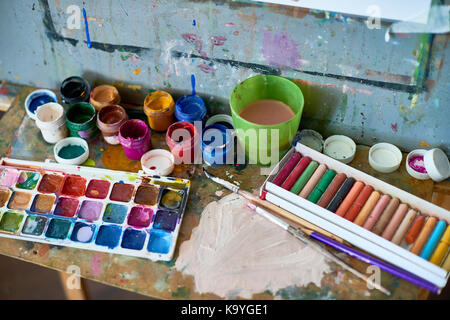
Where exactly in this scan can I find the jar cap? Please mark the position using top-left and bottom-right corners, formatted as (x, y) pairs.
(424, 148), (450, 182)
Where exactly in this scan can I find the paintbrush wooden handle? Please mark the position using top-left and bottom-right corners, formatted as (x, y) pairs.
(239, 190), (344, 243)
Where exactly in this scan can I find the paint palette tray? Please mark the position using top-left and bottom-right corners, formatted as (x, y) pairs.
(0, 158), (190, 261)
(260, 143), (450, 290)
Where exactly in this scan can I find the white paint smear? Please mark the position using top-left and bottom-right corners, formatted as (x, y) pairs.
(175, 193), (331, 299)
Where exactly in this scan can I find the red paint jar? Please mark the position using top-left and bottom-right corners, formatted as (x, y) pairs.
(166, 121), (200, 164)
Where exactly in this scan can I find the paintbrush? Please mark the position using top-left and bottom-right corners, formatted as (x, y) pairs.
(202, 168), (344, 244)
(244, 200), (391, 296)
(203, 168), (442, 294)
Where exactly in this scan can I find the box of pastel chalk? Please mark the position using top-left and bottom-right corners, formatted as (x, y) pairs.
(260, 143), (450, 290)
(0, 157), (190, 262)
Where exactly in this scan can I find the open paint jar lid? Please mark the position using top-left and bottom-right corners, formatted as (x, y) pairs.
(369, 142), (402, 173)
(24, 89), (58, 120)
(298, 129), (324, 152)
(54, 137), (89, 165)
(205, 114), (235, 130)
(323, 135), (356, 164)
(141, 149), (175, 176)
(406, 148), (450, 182)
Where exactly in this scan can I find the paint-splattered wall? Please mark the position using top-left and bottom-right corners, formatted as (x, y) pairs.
(0, 0), (448, 154)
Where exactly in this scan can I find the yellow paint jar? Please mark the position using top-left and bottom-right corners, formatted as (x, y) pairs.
(144, 90), (175, 132)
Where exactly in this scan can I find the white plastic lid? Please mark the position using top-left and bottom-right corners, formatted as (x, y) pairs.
(424, 148), (450, 182)
(141, 149), (175, 176)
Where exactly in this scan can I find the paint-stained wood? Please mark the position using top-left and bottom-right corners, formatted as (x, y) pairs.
(0, 84), (447, 299)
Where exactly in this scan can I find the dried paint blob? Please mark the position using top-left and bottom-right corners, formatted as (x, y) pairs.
(78, 200), (103, 221)
(54, 197), (79, 217)
(95, 224), (122, 249)
(408, 155), (427, 174)
(153, 210), (178, 232)
(61, 175), (87, 197)
(38, 174), (64, 194)
(16, 171), (41, 190)
(22, 215), (47, 236)
(0, 187), (12, 207)
(86, 179), (111, 199)
(110, 183), (135, 202)
(0, 167), (19, 187)
(70, 222), (96, 243)
(147, 229), (172, 254)
(121, 228), (147, 250)
(134, 185), (159, 206)
(102, 203), (128, 224)
(45, 218), (72, 239)
(58, 144), (86, 159)
(159, 189), (183, 210)
(31, 194), (56, 213)
(0, 211), (24, 233)
(127, 206), (153, 228)
(8, 191), (33, 210)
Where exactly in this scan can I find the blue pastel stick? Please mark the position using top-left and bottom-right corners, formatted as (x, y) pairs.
(420, 220), (447, 260)
(82, 8), (91, 48)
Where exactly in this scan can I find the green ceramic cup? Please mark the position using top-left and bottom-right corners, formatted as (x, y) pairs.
(229, 75), (304, 166)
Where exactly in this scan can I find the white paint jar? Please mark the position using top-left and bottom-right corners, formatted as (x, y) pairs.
(35, 102), (69, 144)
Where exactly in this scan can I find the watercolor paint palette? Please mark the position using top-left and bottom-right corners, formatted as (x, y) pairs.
(261, 143), (450, 289)
(0, 158), (190, 261)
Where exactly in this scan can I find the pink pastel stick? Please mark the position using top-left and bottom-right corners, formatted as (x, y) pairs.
(382, 203), (409, 241)
(363, 194), (391, 231)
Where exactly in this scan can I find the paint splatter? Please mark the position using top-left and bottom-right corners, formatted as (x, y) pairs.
(133, 68), (141, 75)
(233, 30), (239, 36)
(419, 140), (431, 147)
(192, 20), (196, 26)
(391, 123), (398, 132)
(90, 253), (102, 276)
(225, 22), (235, 27)
(262, 31), (302, 69)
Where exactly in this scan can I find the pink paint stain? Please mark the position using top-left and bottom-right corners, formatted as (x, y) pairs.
(262, 31), (302, 69)
(181, 33), (208, 58)
(0, 86), (8, 95)
(409, 155), (427, 174)
(197, 64), (216, 74)
(391, 123), (398, 132)
(225, 22), (234, 27)
(90, 253), (102, 276)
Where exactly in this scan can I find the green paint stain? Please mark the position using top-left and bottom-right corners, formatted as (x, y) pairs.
(171, 287), (190, 298)
(58, 144), (86, 159)
(0, 211), (24, 233)
(82, 158), (96, 167)
(104, 175), (114, 181)
(151, 180), (187, 189)
(339, 94), (348, 122)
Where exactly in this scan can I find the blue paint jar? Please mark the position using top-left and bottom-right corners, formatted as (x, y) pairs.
(202, 124), (234, 166)
(174, 95), (207, 124)
(24, 89), (58, 120)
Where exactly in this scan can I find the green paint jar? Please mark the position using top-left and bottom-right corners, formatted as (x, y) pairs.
(66, 102), (99, 141)
(229, 75), (304, 166)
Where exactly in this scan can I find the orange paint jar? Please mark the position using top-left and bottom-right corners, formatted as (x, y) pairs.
(144, 90), (175, 132)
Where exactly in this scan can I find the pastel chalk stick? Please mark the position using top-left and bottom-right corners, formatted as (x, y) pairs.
(381, 203), (408, 240)
(344, 185), (374, 222)
(299, 164), (327, 199)
(272, 152), (301, 186)
(326, 177), (356, 213)
(420, 220), (447, 260)
(430, 225), (450, 266)
(372, 197), (400, 235)
(410, 216), (437, 255)
(353, 191), (380, 226)
(391, 209), (417, 245)
(290, 161), (318, 195)
(281, 156), (311, 190)
(317, 173), (347, 208)
(308, 169), (336, 204)
(363, 194), (391, 231)
(335, 181), (365, 217)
